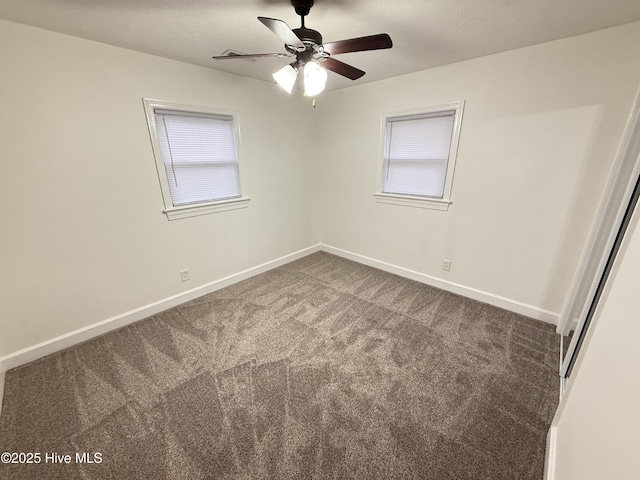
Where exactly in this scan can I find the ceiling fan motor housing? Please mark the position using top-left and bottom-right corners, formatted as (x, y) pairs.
(293, 27), (322, 46)
(286, 27), (326, 67)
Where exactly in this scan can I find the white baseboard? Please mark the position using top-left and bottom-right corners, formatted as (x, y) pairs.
(0, 244), (322, 376)
(544, 425), (558, 480)
(320, 244), (560, 324)
(0, 371), (5, 420)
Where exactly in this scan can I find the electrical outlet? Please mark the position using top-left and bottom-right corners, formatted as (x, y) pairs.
(180, 269), (190, 282)
(442, 259), (451, 271)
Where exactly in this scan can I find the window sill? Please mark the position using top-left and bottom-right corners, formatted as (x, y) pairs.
(164, 196), (250, 220)
(374, 193), (452, 211)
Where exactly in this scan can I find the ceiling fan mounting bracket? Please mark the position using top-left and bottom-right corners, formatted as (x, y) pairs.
(291, 0), (314, 17)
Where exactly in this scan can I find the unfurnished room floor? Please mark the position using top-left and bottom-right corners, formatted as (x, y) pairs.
(0, 252), (560, 479)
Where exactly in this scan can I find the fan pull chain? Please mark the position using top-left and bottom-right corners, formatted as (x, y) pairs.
(312, 98), (316, 108)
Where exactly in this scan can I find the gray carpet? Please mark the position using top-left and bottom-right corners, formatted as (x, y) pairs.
(0, 252), (560, 479)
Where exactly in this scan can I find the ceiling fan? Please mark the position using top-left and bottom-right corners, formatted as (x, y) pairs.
(212, 0), (393, 96)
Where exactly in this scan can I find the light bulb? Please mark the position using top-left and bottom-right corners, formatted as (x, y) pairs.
(304, 61), (327, 97)
(272, 64), (297, 94)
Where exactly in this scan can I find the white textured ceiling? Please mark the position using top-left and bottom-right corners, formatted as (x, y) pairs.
(1, 0), (640, 91)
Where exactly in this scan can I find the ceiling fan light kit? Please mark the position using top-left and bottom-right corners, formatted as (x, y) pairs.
(303, 60), (327, 96)
(212, 0), (393, 97)
(272, 64), (298, 93)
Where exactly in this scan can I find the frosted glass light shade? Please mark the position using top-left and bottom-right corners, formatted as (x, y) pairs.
(272, 64), (297, 94)
(304, 62), (327, 97)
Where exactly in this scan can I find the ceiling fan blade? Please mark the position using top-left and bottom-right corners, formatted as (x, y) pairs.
(323, 33), (392, 55)
(212, 53), (292, 60)
(321, 57), (365, 80)
(258, 17), (305, 50)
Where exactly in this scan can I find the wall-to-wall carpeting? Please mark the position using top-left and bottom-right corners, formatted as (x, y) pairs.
(0, 252), (559, 479)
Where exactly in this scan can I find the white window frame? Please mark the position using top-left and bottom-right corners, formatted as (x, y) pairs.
(374, 101), (464, 211)
(142, 98), (250, 220)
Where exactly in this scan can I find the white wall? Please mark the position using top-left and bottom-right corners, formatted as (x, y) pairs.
(316, 22), (640, 317)
(2, 18), (640, 365)
(0, 20), (318, 358)
(549, 201), (640, 479)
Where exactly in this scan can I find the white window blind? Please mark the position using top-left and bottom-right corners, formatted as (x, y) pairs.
(382, 111), (456, 199)
(154, 110), (241, 207)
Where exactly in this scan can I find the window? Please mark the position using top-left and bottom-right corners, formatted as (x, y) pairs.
(143, 99), (249, 220)
(375, 101), (464, 211)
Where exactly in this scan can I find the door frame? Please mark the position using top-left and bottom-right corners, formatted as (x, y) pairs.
(559, 89), (640, 378)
